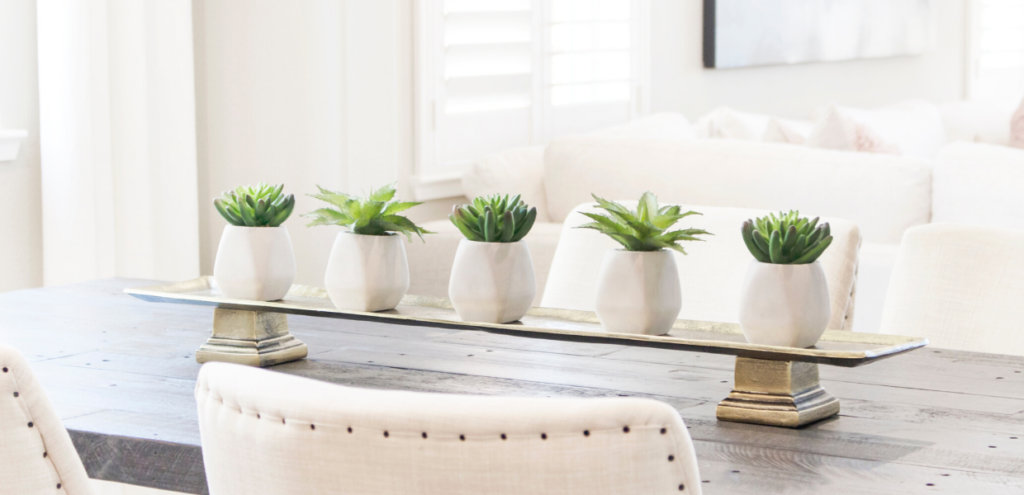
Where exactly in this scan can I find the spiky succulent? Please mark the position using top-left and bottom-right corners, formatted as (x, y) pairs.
(303, 183), (432, 242)
(449, 194), (537, 243)
(214, 183), (295, 227)
(576, 192), (711, 254)
(742, 210), (832, 264)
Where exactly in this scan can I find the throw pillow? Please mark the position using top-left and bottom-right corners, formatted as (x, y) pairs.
(762, 118), (815, 144)
(1012, 97), (1024, 149)
(695, 107), (772, 140)
(805, 104), (900, 155)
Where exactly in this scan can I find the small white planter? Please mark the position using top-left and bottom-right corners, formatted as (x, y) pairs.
(738, 260), (831, 348)
(594, 250), (681, 335)
(325, 233), (409, 312)
(213, 225), (296, 301)
(449, 240), (536, 323)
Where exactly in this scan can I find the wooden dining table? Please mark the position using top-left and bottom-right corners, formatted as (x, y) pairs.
(0, 279), (1021, 494)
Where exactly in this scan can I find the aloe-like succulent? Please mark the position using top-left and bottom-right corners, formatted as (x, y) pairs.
(449, 194), (537, 243)
(214, 183), (295, 227)
(576, 192), (711, 254)
(742, 210), (832, 264)
(303, 183), (432, 242)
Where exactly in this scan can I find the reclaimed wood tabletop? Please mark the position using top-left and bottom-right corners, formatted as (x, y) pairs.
(0, 279), (1021, 494)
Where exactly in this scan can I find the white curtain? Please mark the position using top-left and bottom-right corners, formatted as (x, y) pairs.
(37, 0), (200, 286)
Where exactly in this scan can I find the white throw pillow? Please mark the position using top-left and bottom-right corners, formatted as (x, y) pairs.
(806, 100), (946, 159)
(696, 107), (772, 140)
(938, 99), (1017, 146)
(762, 118), (815, 144)
(805, 104), (901, 155)
(1012, 97), (1024, 149)
(587, 113), (697, 141)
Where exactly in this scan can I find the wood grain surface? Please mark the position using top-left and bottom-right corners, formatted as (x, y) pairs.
(0, 279), (1021, 494)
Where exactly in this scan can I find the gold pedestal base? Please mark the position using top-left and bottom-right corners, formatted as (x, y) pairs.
(196, 308), (308, 367)
(716, 357), (840, 428)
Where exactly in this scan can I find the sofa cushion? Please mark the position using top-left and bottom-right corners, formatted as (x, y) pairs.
(543, 138), (931, 244)
(462, 146), (551, 222)
(807, 100), (946, 159)
(933, 142), (1024, 230)
(541, 202), (861, 330)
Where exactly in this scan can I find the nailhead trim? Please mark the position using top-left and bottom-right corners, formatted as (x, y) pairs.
(459, 434), (465, 441)
(421, 432), (427, 439)
(660, 428), (667, 434)
(622, 426), (630, 433)
(43, 452), (48, 458)
(13, 392), (18, 397)
(500, 433), (507, 440)
(310, 424), (316, 430)
(583, 430), (590, 436)
(678, 483), (685, 491)
(540, 433), (547, 440)
(347, 427), (352, 433)
(57, 483), (62, 489)
(384, 431), (389, 438)
(28, 422), (34, 428)
(2, 367), (7, 372)
(668, 455), (675, 461)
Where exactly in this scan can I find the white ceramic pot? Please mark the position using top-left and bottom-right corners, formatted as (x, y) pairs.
(213, 225), (296, 301)
(449, 240), (536, 324)
(325, 233), (409, 312)
(738, 260), (831, 348)
(594, 250), (681, 335)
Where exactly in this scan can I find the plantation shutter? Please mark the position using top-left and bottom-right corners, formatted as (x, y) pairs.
(969, 0), (1024, 101)
(415, 0), (648, 199)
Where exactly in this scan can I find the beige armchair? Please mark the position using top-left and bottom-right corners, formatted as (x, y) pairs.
(881, 223), (1024, 355)
(0, 344), (94, 494)
(541, 202), (863, 330)
(195, 362), (703, 495)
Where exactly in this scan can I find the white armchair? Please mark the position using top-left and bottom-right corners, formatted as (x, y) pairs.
(195, 362), (703, 495)
(880, 223), (1024, 356)
(0, 344), (94, 495)
(542, 203), (862, 330)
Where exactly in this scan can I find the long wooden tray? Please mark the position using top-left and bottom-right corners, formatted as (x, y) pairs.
(125, 276), (926, 368)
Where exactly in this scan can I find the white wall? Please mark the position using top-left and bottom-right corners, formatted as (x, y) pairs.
(649, 0), (967, 120)
(192, 0), (413, 285)
(0, 0), (44, 292)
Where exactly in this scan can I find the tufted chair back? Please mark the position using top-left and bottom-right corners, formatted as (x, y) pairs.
(0, 344), (94, 494)
(195, 362), (702, 495)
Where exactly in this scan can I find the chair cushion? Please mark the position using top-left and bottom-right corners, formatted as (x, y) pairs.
(881, 224), (1024, 356)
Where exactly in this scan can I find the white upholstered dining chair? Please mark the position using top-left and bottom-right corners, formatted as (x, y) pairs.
(0, 344), (95, 495)
(195, 362), (703, 495)
(880, 223), (1024, 356)
(542, 202), (863, 330)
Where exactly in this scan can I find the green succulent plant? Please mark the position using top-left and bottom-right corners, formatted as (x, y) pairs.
(303, 183), (432, 242)
(449, 194), (537, 243)
(576, 192), (711, 254)
(742, 210), (832, 264)
(214, 183), (295, 227)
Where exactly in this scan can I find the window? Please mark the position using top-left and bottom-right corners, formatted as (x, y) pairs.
(414, 0), (649, 199)
(968, 0), (1024, 101)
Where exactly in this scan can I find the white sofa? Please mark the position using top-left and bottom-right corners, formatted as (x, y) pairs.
(406, 113), (1024, 332)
